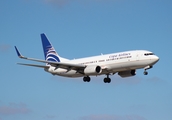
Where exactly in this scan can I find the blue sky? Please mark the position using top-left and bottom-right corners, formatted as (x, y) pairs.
(0, 0), (172, 120)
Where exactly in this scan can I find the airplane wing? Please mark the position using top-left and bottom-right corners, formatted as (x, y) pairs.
(15, 46), (86, 71)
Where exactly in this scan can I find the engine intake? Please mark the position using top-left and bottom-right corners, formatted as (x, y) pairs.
(118, 70), (136, 78)
(84, 65), (102, 75)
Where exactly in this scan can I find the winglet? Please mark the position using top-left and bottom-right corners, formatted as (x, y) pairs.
(14, 46), (24, 58)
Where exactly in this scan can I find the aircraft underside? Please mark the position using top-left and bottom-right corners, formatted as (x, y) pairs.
(47, 64), (154, 83)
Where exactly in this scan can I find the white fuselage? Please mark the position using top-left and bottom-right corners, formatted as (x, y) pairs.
(45, 50), (159, 77)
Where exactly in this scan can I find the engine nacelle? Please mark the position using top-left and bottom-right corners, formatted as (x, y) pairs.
(118, 70), (136, 78)
(84, 65), (102, 75)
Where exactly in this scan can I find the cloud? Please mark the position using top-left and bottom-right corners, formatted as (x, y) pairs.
(80, 114), (147, 120)
(0, 102), (31, 115)
(80, 114), (119, 120)
(0, 44), (11, 53)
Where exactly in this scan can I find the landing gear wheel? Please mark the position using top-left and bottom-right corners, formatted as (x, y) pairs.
(83, 76), (91, 82)
(144, 71), (148, 75)
(87, 77), (90, 82)
(104, 78), (111, 83)
(83, 77), (87, 82)
(104, 78), (107, 83)
(107, 78), (111, 83)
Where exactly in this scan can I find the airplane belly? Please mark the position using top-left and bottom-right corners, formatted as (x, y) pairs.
(59, 70), (83, 77)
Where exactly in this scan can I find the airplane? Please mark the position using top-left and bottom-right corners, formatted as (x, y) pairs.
(15, 33), (159, 83)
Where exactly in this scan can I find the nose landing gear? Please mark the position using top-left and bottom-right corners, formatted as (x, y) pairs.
(143, 65), (153, 75)
(144, 71), (148, 75)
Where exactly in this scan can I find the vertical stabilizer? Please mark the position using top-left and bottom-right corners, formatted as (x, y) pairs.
(41, 33), (61, 63)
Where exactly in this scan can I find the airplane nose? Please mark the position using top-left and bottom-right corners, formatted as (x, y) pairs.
(155, 55), (159, 61)
(153, 55), (159, 63)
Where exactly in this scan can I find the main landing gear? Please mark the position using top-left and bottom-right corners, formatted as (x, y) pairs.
(104, 74), (111, 83)
(83, 76), (90, 82)
(83, 75), (111, 83)
(143, 65), (153, 75)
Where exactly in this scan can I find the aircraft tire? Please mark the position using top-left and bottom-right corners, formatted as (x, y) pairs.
(144, 71), (148, 75)
(83, 76), (91, 82)
(104, 78), (111, 83)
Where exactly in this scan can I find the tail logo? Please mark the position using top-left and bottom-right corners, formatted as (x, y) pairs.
(41, 33), (61, 64)
(46, 46), (60, 62)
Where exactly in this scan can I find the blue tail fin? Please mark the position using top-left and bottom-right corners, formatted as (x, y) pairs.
(41, 33), (61, 63)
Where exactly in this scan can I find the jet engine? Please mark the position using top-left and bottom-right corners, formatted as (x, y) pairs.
(118, 70), (136, 78)
(84, 65), (102, 75)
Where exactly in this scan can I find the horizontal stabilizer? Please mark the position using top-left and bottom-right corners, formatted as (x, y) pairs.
(17, 63), (49, 68)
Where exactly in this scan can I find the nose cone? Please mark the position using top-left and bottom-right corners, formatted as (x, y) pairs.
(155, 55), (159, 61)
(152, 55), (159, 64)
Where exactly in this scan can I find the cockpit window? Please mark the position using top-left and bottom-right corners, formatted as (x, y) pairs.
(144, 53), (154, 56)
